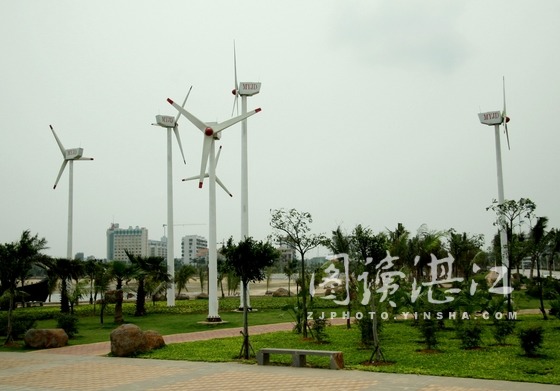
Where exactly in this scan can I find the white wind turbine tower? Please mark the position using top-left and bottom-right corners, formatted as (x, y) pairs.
(152, 87), (192, 307)
(167, 97), (261, 322)
(478, 76), (512, 303)
(49, 125), (94, 259)
(231, 42), (262, 310)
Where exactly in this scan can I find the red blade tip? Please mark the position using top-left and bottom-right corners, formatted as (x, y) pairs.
(255, 108), (262, 113)
(167, 98), (174, 104)
(198, 182), (203, 189)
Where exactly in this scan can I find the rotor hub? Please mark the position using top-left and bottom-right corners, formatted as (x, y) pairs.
(231, 89), (237, 95)
(205, 127), (214, 136)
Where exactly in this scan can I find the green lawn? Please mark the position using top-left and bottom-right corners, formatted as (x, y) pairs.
(140, 315), (560, 385)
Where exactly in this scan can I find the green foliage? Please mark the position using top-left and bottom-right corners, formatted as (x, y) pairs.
(526, 277), (560, 300)
(518, 325), (544, 356)
(456, 320), (483, 349)
(492, 319), (516, 345)
(0, 314), (37, 339)
(56, 313), (79, 337)
(310, 315), (330, 343)
(549, 299), (560, 319)
(418, 318), (438, 350)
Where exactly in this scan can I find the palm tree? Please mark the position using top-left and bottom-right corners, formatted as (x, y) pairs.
(175, 264), (197, 297)
(0, 231), (47, 345)
(126, 251), (170, 317)
(547, 228), (560, 277)
(38, 257), (84, 314)
(108, 260), (134, 324)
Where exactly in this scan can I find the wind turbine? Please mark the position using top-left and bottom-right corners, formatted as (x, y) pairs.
(152, 86), (191, 307)
(478, 76), (511, 302)
(167, 97), (261, 322)
(231, 42), (262, 310)
(49, 125), (94, 260)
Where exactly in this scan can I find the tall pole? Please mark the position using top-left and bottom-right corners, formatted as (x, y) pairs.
(207, 141), (221, 321)
(167, 128), (176, 306)
(239, 95), (251, 310)
(67, 160), (74, 260)
(494, 124), (510, 305)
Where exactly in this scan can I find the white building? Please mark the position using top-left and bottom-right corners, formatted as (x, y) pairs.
(149, 237), (167, 258)
(106, 223), (149, 261)
(181, 235), (208, 264)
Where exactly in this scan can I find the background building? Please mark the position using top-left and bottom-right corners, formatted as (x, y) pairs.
(148, 236), (167, 258)
(106, 223), (148, 261)
(181, 235), (208, 264)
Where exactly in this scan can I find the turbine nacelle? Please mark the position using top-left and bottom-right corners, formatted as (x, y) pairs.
(154, 115), (176, 128)
(478, 110), (506, 126)
(232, 82), (262, 97)
(65, 148), (84, 160)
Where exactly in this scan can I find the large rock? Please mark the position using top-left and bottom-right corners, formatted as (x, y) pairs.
(110, 324), (165, 357)
(272, 288), (291, 297)
(24, 329), (68, 349)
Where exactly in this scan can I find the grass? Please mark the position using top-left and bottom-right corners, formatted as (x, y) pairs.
(139, 315), (560, 385)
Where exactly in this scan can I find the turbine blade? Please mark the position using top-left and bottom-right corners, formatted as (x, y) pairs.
(182, 173), (207, 182)
(231, 41), (239, 116)
(214, 108), (262, 134)
(78, 157), (94, 161)
(502, 76), (507, 119)
(53, 160), (68, 189)
(215, 145), (222, 167)
(198, 136), (212, 188)
(167, 98), (207, 132)
(505, 124), (511, 150)
(175, 86), (193, 124)
(49, 125), (66, 156)
(173, 126), (187, 164)
(216, 176), (233, 197)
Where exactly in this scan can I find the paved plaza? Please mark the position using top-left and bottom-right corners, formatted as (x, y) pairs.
(0, 321), (558, 390)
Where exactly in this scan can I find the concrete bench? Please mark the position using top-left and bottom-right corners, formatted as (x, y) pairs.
(257, 348), (344, 370)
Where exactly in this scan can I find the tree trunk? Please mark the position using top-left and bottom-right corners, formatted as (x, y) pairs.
(114, 289), (124, 324)
(536, 256), (548, 320)
(241, 281), (250, 359)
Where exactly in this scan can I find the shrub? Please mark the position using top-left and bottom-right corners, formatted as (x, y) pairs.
(456, 321), (483, 349)
(492, 319), (516, 345)
(0, 315), (37, 339)
(310, 315), (330, 343)
(419, 318), (438, 350)
(518, 325), (544, 356)
(549, 299), (560, 319)
(56, 314), (79, 338)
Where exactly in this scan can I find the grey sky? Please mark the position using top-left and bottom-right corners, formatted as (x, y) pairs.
(1, 1), (559, 259)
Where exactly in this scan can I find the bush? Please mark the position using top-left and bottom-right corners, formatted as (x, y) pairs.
(525, 277), (560, 300)
(310, 315), (330, 343)
(492, 319), (516, 345)
(56, 314), (79, 338)
(419, 318), (438, 350)
(518, 325), (544, 356)
(456, 321), (483, 349)
(0, 315), (37, 339)
(549, 299), (560, 319)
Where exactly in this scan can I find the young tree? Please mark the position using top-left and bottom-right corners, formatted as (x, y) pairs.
(529, 217), (550, 320)
(487, 197), (536, 313)
(282, 258), (299, 297)
(39, 257), (84, 314)
(221, 237), (279, 359)
(270, 208), (326, 338)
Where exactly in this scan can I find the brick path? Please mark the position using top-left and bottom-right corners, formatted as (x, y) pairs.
(1, 319), (558, 391)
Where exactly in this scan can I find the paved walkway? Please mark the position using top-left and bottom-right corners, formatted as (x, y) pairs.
(1, 320), (558, 391)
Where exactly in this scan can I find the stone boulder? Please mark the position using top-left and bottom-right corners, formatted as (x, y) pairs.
(272, 287), (291, 297)
(24, 328), (68, 349)
(196, 292), (209, 299)
(110, 324), (165, 357)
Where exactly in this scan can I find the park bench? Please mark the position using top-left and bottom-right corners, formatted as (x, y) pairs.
(257, 348), (344, 370)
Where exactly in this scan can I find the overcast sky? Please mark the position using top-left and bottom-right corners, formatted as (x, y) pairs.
(1, 1), (559, 260)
